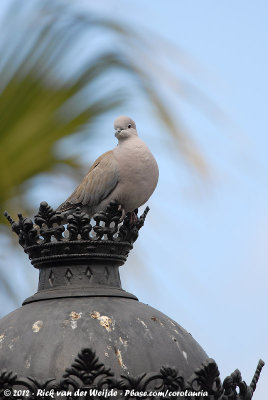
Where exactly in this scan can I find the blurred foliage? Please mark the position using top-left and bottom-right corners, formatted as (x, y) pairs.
(0, 0), (217, 311)
(0, 0), (209, 225)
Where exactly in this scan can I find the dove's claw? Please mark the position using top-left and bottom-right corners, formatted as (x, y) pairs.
(118, 205), (126, 222)
(129, 211), (138, 225)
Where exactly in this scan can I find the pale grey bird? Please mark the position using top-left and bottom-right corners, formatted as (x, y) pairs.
(57, 116), (159, 220)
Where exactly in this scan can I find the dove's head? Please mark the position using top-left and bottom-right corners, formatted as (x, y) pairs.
(114, 116), (138, 140)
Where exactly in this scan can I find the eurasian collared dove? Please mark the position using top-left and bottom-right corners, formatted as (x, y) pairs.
(57, 116), (159, 220)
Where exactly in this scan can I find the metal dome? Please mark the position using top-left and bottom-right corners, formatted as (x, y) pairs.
(0, 202), (264, 399)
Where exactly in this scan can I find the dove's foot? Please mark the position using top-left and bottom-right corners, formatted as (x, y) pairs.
(129, 211), (138, 225)
(118, 204), (126, 222)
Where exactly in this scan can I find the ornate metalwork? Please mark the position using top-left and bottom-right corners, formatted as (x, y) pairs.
(0, 348), (264, 399)
(4, 201), (149, 268)
(35, 201), (65, 243)
(3, 212), (39, 248)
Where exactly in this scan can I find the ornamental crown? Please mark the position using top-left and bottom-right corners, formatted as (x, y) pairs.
(4, 200), (149, 268)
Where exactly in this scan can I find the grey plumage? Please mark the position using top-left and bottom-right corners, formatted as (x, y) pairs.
(57, 116), (159, 218)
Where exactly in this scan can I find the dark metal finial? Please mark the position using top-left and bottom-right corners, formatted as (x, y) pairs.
(4, 211), (14, 226)
(250, 359), (265, 392)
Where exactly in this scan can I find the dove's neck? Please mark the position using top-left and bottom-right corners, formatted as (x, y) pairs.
(117, 135), (143, 148)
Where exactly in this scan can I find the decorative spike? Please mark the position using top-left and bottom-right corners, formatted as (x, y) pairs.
(34, 201), (59, 228)
(34, 201), (65, 242)
(4, 211), (14, 226)
(250, 359), (265, 392)
(92, 200), (122, 240)
(136, 206), (150, 230)
(143, 206), (150, 218)
(67, 207), (91, 241)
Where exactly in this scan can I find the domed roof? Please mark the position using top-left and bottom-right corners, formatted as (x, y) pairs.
(0, 295), (207, 382)
(0, 202), (264, 398)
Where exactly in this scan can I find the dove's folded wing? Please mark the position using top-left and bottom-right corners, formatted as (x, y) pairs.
(58, 150), (119, 212)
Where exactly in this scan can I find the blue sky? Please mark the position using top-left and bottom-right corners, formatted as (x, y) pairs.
(1, 1), (268, 398)
(85, 1), (268, 397)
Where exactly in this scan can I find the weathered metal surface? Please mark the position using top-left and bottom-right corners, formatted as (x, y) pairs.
(0, 295), (208, 381)
(0, 348), (264, 399)
(1, 201), (264, 399)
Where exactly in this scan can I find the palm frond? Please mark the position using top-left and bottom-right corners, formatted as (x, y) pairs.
(0, 0), (213, 215)
(0, 0), (221, 312)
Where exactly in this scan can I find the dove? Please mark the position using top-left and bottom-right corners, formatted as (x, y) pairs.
(57, 116), (159, 220)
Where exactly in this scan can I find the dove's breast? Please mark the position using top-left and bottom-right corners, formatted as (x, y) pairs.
(113, 137), (159, 211)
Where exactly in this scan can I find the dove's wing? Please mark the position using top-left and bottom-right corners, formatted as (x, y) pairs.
(58, 150), (119, 212)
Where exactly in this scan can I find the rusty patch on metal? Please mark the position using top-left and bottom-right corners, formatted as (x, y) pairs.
(70, 321), (77, 329)
(137, 318), (153, 339)
(99, 316), (113, 332)
(114, 348), (127, 369)
(151, 316), (165, 327)
(70, 311), (82, 320)
(8, 336), (19, 350)
(137, 318), (148, 329)
(32, 320), (43, 333)
(90, 311), (114, 332)
(66, 312), (82, 329)
(91, 311), (100, 319)
(119, 337), (128, 348)
(25, 355), (31, 369)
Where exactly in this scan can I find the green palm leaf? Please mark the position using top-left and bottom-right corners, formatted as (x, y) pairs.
(0, 0), (212, 225)
(0, 0), (221, 311)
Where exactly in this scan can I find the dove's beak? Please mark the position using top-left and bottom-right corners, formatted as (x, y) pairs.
(115, 129), (122, 138)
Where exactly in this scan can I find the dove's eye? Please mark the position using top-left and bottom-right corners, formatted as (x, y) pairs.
(128, 124), (131, 128)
